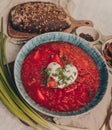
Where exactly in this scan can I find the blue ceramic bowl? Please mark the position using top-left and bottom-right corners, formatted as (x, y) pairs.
(14, 32), (109, 117)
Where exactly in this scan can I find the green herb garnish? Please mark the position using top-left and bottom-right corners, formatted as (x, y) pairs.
(41, 67), (51, 85)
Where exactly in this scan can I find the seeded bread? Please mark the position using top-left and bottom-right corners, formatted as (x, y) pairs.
(8, 2), (71, 35)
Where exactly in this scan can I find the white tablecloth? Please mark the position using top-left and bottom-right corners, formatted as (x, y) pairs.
(0, 0), (112, 130)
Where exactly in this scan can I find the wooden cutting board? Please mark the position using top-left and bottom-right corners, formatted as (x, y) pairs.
(63, 16), (93, 33)
(7, 15), (93, 43)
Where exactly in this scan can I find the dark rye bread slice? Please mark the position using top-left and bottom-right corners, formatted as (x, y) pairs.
(7, 2), (71, 39)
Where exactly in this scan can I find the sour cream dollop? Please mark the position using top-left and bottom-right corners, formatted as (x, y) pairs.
(47, 62), (78, 88)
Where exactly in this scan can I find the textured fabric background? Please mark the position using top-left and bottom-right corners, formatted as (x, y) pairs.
(0, 0), (112, 130)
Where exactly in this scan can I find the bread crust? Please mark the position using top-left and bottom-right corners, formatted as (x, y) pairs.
(8, 1), (71, 37)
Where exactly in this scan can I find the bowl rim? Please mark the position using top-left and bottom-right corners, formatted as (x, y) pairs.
(14, 32), (109, 117)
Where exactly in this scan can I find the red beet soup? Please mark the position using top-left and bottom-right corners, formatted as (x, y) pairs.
(21, 41), (100, 112)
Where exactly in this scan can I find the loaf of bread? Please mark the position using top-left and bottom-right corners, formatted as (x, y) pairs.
(8, 2), (71, 35)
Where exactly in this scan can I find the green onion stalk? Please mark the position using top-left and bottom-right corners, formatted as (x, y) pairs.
(0, 17), (51, 130)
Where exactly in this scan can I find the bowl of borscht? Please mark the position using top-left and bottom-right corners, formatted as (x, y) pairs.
(14, 32), (108, 117)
